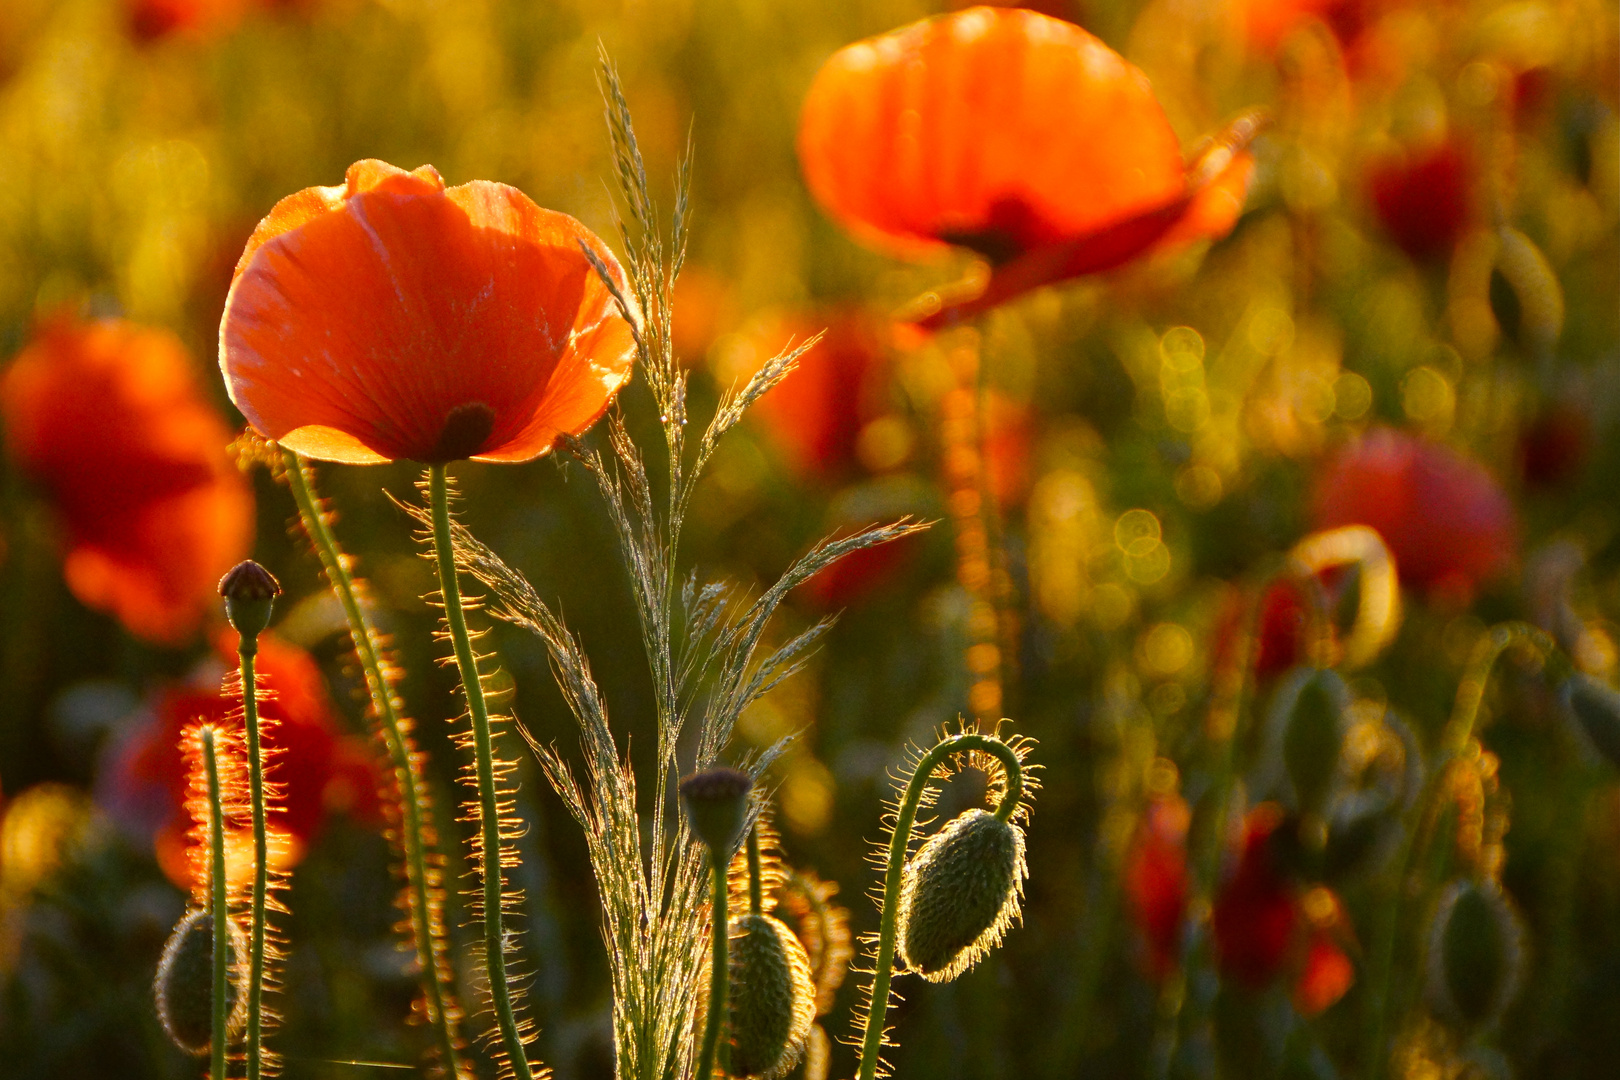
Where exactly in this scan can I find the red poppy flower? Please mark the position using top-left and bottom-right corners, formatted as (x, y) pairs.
(1124, 795), (1192, 981)
(1367, 138), (1474, 261)
(1212, 805), (1355, 1014)
(1, 318), (254, 644)
(1312, 427), (1518, 600)
(797, 7), (1258, 328)
(103, 633), (382, 892)
(125, 0), (245, 42)
(220, 159), (638, 465)
(1212, 579), (1317, 685)
(745, 311), (891, 479)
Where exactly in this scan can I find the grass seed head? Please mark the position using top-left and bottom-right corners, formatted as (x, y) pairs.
(154, 908), (247, 1056)
(1424, 878), (1524, 1033)
(897, 807), (1025, 982)
(728, 913), (815, 1079)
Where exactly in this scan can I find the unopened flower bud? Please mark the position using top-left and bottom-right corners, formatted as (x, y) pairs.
(1563, 674), (1620, 771)
(1267, 667), (1349, 818)
(1425, 879), (1523, 1033)
(727, 913), (815, 1079)
(897, 808), (1025, 982)
(679, 767), (753, 855)
(154, 909), (247, 1056)
(219, 560), (281, 641)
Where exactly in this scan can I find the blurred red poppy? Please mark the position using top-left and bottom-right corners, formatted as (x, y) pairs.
(1124, 794), (1192, 981)
(1367, 138), (1474, 261)
(1212, 805), (1354, 1014)
(747, 311), (891, 479)
(798, 7), (1258, 328)
(1212, 579), (1317, 686)
(105, 633), (382, 892)
(1, 318), (254, 644)
(220, 159), (637, 465)
(125, 0), (245, 42)
(1313, 427), (1518, 600)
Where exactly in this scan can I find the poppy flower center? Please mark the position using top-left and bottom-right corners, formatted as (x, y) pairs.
(425, 402), (497, 463)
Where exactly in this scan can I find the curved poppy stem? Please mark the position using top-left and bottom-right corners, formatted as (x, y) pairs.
(1362, 621), (1562, 1080)
(237, 634), (269, 1080)
(694, 847), (730, 1080)
(428, 464), (535, 1080)
(283, 452), (467, 1078)
(855, 732), (1024, 1080)
(202, 726), (230, 1080)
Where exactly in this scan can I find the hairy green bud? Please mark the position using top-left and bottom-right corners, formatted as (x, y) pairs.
(154, 909), (247, 1056)
(897, 809), (1025, 982)
(728, 913), (815, 1079)
(680, 767), (754, 855)
(1425, 879), (1524, 1033)
(1267, 667), (1349, 818)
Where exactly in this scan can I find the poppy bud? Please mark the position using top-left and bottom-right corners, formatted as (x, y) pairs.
(1563, 674), (1620, 771)
(1424, 879), (1524, 1033)
(1264, 668), (1349, 818)
(897, 809), (1026, 982)
(218, 560), (281, 640)
(154, 909), (247, 1055)
(680, 767), (753, 856)
(727, 913), (816, 1079)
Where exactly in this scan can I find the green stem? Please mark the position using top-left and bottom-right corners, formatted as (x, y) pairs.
(1362, 621), (1561, 1080)
(203, 727), (229, 1080)
(239, 639), (268, 1080)
(695, 849), (730, 1080)
(283, 452), (465, 1077)
(855, 732), (1024, 1080)
(428, 464), (534, 1080)
(746, 825), (763, 917)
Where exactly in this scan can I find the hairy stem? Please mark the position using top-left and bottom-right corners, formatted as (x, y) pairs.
(695, 849), (730, 1080)
(239, 638), (268, 1080)
(428, 465), (533, 1079)
(855, 733), (1024, 1080)
(746, 825), (763, 917)
(203, 727), (229, 1080)
(283, 451), (465, 1077)
(1363, 621), (1561, 1080)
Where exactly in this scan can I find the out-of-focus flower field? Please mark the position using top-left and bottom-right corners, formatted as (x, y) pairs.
(0, 0), (1616, 1078)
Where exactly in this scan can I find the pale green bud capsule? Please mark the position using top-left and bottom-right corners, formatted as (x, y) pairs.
(219, 560), (281, 642)
(154, 909), (247, 1056)
(1425, 879), (1524, 1033)
(896, 808), (1026, 982)
(728, 913), (815, 1079)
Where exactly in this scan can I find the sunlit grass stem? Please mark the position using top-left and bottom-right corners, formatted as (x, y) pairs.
(427, 463), (534, 1080)
(203, 726), (229, 1080)
(282, 450), (465, 1077)
(855, 732), (1024, 1080)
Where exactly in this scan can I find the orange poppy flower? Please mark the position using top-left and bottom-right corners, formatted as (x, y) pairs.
(797, 7), (1259, 328)
(102, 632), (382, 892)
(220, 159), (638, 465)
(1, 318), (254, 644)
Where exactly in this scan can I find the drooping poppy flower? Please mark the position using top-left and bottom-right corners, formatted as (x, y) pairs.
(1, 318), (254, 644)
(1212, 804), (1355, 1014)
(220, 159), (638, 465)
(1123, 794), (1192, 981)
(1367, 138), (1474, 261)
(797, 7), (1259, 329)
(1312, 427), (1518, 601)
(100, 632), (382, 892)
